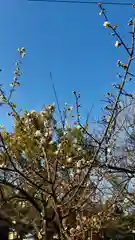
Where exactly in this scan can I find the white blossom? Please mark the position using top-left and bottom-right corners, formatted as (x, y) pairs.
(35, 130), (42, 137)
(82, 216), (86, 221)
(124, 198), (128, 203)
(31, 110), (36, 114)
(73, 138), (77, 144)
(44, 120), (48, 127)
(0, 163), (5, 167)
(63, 131), (67, 135)
(19, 201), (25, 208)
(45, 132), (49, 137)
(69, 169), (74, 177)
(24, 119), (29, 124)
(115, 40), (121, 48)
(99, 9), (103, 16)
(40, 137), (46, 145)
(103, 21), (111, 28)
(37, 232), (42, 240)
(67, 157), (72, 163)
(76, 225), (81, 231)
(41, 212), (45, 217)
(54, 150), (59, 155)
(81, 158), (85, 164)
(26, 112), (30, 117)
(76, 160), (81, 168)
(58, 143), (62, 148)
(0, 124), (5, 129)
(12, 220), (16, 224)
(73, 143), (77, 148)
(75, 125), (81, 129)
(77, 147), (82, 152)
(107, 148), (111, 153)
(76, 169), (80, 174)
(8, 232), (14, 240)
(53, 234), (59, 239)
(58, 192), (64, 200)
(70, 228), (75, 235)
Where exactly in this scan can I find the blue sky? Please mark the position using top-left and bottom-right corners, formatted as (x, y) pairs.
(0, 0), (135, 130)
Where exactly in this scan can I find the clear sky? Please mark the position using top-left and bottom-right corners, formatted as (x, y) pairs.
(0, 0), (135, 130)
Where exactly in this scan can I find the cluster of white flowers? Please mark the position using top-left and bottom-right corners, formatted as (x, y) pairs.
(69, 225), (82, 238)
(76, 158), (85, 169)
(17, 47), (26, 58)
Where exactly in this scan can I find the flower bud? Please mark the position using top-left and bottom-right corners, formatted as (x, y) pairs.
(115, 41), (121, 48)
(103, 21), (111, 28)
